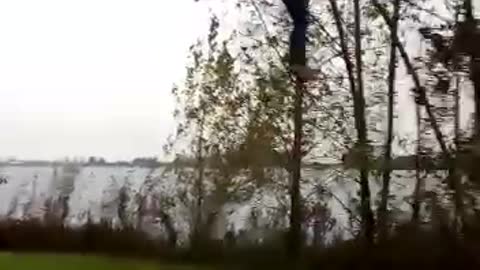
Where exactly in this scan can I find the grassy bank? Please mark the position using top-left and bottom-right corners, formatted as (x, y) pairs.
(0, 253), (199, 270)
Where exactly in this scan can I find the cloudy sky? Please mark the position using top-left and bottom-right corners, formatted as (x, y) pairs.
(0, 0), (212, 161)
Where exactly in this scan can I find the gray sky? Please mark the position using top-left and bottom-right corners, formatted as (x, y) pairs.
(0, 0), (211, 161)
(0, 0), (477, 161)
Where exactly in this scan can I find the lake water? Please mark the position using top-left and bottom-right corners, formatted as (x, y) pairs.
(0, 165), (449, 244)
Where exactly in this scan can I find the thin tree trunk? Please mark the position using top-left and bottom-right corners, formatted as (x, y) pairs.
(452, 74), (465, 231)
(193, 114), (206, 245)
(412, 103), (422, 223)
(474, 72), (480, 137)
(372, 0), (451, 160)
(451, 7), (465, 225)
(464, 0), (473, 21)
(449, 1), (472, 231)
(462, 0), (480, 138)
(378, 0), (400, 240)
(454, 0), (480, 138)
(329, 0), (359, 131)
(470, 64), (480, 187)
(373, 3), (466, 224)
(457, 0), (480, 187)
(288, 77), (304, 262)
(354, 0), (375, 244)
(455, 76), (461, 148)
(330, 0), (374, 243)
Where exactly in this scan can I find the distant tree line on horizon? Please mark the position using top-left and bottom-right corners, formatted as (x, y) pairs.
(0, 156), (171, 168)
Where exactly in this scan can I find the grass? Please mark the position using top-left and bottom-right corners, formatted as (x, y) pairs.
(0, 253), (199, 270)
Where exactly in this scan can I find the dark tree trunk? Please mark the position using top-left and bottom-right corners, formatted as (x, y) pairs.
(378, 0), (400, 240)
(455, 76), (461, 149)
(473, 64), (480, 138)
(192, 115), (206, 246)
(287, 77), (304, 262)
(373, 0), (450, 160)
(373, 3), (465, 225)
(412, 103), (423, 223)
(329, 0), (360, 132)
(330, 0), (374, 244)
(462, 0), (480, 139)
(159, 210), (177, 248)
(453, 70), (466, 230)
(354, 0), (375, 244)
(471, 66), (480, 186)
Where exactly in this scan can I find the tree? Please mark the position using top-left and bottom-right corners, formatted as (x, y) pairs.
(170, 16), (267, 246)
(181, 0), (480, 255)
(378, 0), (400, 240)
(329, 0), (375, 243)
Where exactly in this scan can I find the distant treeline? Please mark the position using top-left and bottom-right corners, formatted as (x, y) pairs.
(0, 157), (171, 168)
(0, 154), (458, 170)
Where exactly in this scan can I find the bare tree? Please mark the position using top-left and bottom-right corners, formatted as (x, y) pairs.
(353, 0), (375, 244)
(329, 0), (374, 243)
(378, 0), (400, 240)
(372, 0), (450, 159)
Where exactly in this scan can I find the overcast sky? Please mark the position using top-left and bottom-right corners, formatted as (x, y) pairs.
(0, 1), (478, 161)
(0, 0), (211, 161)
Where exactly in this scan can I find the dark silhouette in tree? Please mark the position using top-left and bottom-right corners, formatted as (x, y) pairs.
(87, 156), (106, 166)
(131, 157), (159, 168)
(118, 185), (129, 228)
(282, 0), (307, 68)
(60, 195), (70, 223)
(309, 202), (336, 247)
(158, 209), (177, 248)
(282, 0), (318, 80)
(275, 0), (311, 262)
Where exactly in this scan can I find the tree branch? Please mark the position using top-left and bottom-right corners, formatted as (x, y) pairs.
(372, 0), (451, 159)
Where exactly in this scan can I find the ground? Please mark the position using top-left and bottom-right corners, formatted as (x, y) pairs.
(0, 253), (196, 270)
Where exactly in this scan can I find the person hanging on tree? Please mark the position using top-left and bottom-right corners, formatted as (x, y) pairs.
(282, 0), (319, 81)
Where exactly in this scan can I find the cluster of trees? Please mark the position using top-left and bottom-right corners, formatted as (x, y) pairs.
(0, 157), (165, 168)
(86, 156), (165, 167)
(166, 0), (480, 262)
